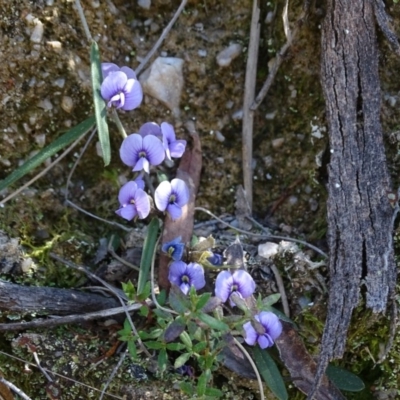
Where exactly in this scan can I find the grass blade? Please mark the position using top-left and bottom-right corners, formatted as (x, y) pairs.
(90, 41), (110, 166)
(137, 217), (160, 296)
(0, 116), (95, 192)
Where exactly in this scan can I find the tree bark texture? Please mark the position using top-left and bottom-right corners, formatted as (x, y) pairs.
(0, 280), (120, 316)
(310, 0), (398, 397)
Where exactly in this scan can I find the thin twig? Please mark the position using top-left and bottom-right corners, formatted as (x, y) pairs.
(232, 338), (265, 400)
(74, 0), (92, 43)
(65, 199), (131, 232)
(195, 207), (328, 258)
(242, 0), (261, 211)
(99, 349), (128, 400)
(65, 127), (97, 202)
(0, 376), (32, 400)
(0, 303), (143, 332)
(0, 133), (88, 206)
(49, 253), (152, 358)
(108, 235), (140, 272)
(270, 264), (290, 317)
(0, 350), (124, 399)
(135, 0), (188, 76)
(32, 351), (54, 382)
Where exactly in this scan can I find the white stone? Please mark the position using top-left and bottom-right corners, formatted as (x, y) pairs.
(216, 43), (242, 67)
(138, 0), (151, 9)
(61, 96), (74, 113)
(140, 57), (184, 116)
(30, 19), (44, 43)
(258, 242), (279, 259)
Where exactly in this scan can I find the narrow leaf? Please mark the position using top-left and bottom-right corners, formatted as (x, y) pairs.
(0, 116), (95, 192)
(158, 348), (167, 374)
(137, 218), (160, 296)
(164, 317), (186, 342)
(196, 312), (229, 331)
(180, 382), (195, 396)
(253, 347), (288, 400)
(205, 387), (224, 398)
(196, 369), (211, 396)
(174, 352), (192, 369)
(195, 292), (212, 311)
(90, 40), (110, 166)
(326, 365), (365, 392)
(169, 284), (191, 313)
(127, 341), (137, 359)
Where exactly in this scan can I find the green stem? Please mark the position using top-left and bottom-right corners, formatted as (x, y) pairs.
(112, 108), (127, 139)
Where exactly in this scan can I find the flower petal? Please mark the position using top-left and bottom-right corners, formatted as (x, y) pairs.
(101, 71), (128, 101)
(133, 157), (149, 173)
(257, 334), (274, 349)
(118, 181), (138, 205)
(243, 321), (258, 346)
(101, 63), (119, 79)
(187, 262), (205, 290)
(258, 311), (282, 340)
(155, 181), (172, 212)
(133, 189), (150, 219)
(233, 270), (256, 298)
(134, 177), (145, 190)
(116, 204), (137, 221)
(168, 261), (187, 286)
(139, 122), (162, 138)
(171, 179), (189, 207)
(167, 203), (182, 221)
(161, 122), (176, 142)
(169, 140), (186, 158)
(120, 134), (142, 167)
(143, 135), (165, 166)
(215, 271), (233, 302)
(120, 66), (137, 80)
(122, 79), (143, 110)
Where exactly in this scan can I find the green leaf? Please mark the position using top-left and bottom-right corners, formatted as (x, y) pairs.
(90, 40), (110, 166)
(139, 305), (149, 317)
(204, 387), (223, 398)
(192, 341), (207, 353)
(0, 116), (95, 193)
(180, 382), (195, 396)
(195, 292), (212, 311)
(137, 218), (160, 296)
(166, 343), (186, 351)
(121, 280), (136, 300)
(262, 293), (281, 307)
(196, 369), (211, 396)
(144, 341), (164, 350)
(174, 352), (192, 369)
(169, 284), (191, 313)
(137, 281), (151, 301)
(326, 365), (365, 392)
(252, 347), (288, 400)
(158, 348), (167, 374)
(157, 289), (167, 306)
(127, 341), (137, 359)
(196, 312), (229, 331)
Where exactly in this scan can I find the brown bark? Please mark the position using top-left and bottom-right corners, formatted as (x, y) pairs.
(0, 280), (119, 316)
(309, 0), (399, 398)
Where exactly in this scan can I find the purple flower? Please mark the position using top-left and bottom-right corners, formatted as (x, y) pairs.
(161, 122), (186, 160)
(134, 176), (145, 190)
(207, 253), (223, 266)
(115, 181), (150, 220)
(243, 311), (282, 349)
(155, 179), (189, 221)
(100, 63), (143, 111)
(168, 261), (205, 295)
(139, 122), (162, 138)
(120, 134), (165, 174)
(162, 237), (185, 261)
(215, 270), (256, 307)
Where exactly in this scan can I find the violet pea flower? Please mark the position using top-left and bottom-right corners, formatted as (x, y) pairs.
(100, 63), (143, 111)
(155, 179), (189, 221)
(168, 261), (206, 295)
(243, 311), (282, 349)
(115, 181), (150, 220)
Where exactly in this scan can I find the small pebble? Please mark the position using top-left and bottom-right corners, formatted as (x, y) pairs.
(258, 242), (279, 259)
(61, 96), (74, 113)
(215, 131), (225, 142)
(138, 0), (151, 9)
(272, 138), (284, 148)
(198, 49), (207, 57)
(265, 110), (277, 120)
(30, 19), (44, 43)
(216, 43), (242, 67)
(38, 98), (53, 111)
(35, 133), (46, 148)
